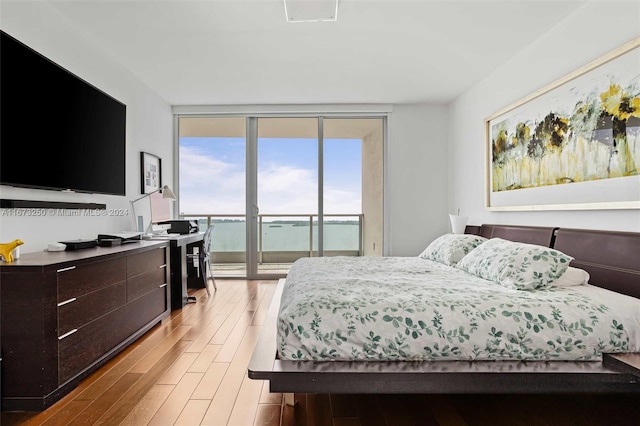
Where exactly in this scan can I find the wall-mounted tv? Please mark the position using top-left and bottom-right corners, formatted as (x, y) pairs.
(0, 30), (126, 196)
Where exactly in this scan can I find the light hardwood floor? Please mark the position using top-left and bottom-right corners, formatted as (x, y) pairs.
(2, 279), (640, 426)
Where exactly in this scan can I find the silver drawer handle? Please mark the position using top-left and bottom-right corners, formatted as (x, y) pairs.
(57, 298), (77, 307)
(159, 264), (167, 269)
(159, 283), (168, 288)
(57, 266), (76, 273)
(58, 329), (78, 340)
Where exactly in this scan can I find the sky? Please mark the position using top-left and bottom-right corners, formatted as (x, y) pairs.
(179, 136), (362, 216)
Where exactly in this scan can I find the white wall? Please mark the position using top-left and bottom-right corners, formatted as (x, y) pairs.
(387, 104), (449, 256)
(449, 1), (640, 232)
(0, 2), (173, 254)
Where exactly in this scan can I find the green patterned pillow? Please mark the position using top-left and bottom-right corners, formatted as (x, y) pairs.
(418, 233), (487, 266)
(455, 238), (573, 290)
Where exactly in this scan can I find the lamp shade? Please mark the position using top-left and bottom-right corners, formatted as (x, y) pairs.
(160, 185), (176, 200)
(284, 0), (338, 22)
(449, 214), (468, 234)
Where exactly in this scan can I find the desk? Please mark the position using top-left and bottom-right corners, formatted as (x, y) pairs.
(147, 233), (204, 309)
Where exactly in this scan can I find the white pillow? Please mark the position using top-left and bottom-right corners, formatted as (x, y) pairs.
(552, 266), (590, 288)
(456, 238), (573, 290)
(418, 234), (487, 266)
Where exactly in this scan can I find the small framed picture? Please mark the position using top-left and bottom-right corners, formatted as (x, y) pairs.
(140, 152), (162, 194)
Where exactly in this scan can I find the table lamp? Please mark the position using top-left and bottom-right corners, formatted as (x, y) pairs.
(449, 209), (468, 234)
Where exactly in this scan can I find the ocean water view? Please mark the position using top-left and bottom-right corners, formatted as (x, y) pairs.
(195, 219), (361, 252)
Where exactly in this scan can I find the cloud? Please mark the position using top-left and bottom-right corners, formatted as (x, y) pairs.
(179, 145), (245, 214)
(179, 146), (361, 217)
(257, 163), (317, 214)
(324, 185), (362, 214)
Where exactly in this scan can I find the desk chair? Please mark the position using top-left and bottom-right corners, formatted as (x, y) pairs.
(202, 224), (217, 292)
(187, 225), (217, 297)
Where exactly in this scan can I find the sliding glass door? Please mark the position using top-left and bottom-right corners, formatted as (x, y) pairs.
(324, 118), (383, 257)
(178, 115), (384, 279)
(253, 118), (319, 276)
(178, 117), (248, 277)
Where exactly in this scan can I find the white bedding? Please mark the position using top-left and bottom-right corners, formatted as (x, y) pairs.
(277, 257), (640, 361)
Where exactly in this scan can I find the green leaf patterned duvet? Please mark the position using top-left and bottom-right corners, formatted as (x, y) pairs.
(277, 257), (640, 361)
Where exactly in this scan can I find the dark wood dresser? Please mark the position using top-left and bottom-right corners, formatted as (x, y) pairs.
(0, 241), (170, 411)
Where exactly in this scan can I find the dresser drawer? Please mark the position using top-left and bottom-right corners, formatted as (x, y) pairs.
(127, 247), (166, 278)
(57, 257), (126, 302)
(58, 286), (167, 383)
(58, 281), (126, 336)
(127, 267), (167, 302)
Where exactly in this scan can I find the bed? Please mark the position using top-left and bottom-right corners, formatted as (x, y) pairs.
(248, 225), (640, 393)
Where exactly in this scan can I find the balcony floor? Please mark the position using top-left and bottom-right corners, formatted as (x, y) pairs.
(213, 263), (292, 277)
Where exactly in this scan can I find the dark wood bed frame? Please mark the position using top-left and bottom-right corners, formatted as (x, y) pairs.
(248, 225), (640, 394)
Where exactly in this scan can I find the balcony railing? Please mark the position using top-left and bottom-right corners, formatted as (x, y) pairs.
(179, 213), (363, 266)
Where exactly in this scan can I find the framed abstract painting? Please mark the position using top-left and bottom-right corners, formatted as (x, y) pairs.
(485, 38), (640, 211)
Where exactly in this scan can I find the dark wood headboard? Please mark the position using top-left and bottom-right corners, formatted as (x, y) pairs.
(553, 228), (640, 299)
(466, 224), (640, 299)
(476, 224), (557, 247)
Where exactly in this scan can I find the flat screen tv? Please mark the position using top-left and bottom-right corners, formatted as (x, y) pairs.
(0, 30), (126, 196)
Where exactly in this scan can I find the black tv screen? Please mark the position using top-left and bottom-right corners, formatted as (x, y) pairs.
(0, 30), (126, 196)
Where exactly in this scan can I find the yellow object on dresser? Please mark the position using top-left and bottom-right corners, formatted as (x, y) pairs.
(0, 239), (24, 262)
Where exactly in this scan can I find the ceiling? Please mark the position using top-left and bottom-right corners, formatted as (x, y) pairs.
(43, 0), (586, 106)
